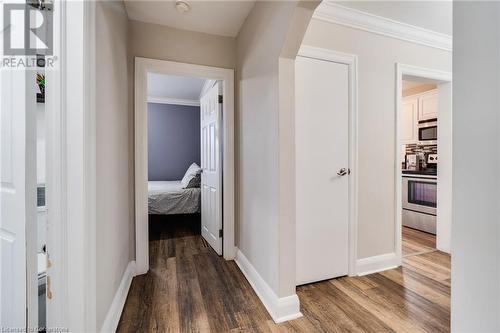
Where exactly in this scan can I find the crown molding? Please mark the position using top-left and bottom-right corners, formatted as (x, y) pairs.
(147, 96), (200, 107)
(313, 2), (452, 52)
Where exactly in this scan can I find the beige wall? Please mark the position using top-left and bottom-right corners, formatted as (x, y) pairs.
(337, 1), (452, 35)
(236, 0), (317, 297)
(236, 1), (296, 296)
(302, 19), (452, 259)
(278, 1), (319, 297)
(128, 19), (236, 69)
(95, 2), (132, 329)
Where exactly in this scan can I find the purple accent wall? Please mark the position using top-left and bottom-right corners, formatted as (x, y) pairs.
(148, 103), (200, 181)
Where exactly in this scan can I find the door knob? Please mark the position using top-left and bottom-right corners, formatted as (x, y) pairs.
(337, 168), (350, 176)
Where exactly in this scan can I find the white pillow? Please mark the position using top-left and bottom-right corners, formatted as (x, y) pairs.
(181, 163), (201, 188)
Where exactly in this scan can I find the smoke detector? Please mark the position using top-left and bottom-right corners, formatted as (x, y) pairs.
(175, 1), (191, 14)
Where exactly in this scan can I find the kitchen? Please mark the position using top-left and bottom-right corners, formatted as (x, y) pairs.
(400, 79), (441, 256)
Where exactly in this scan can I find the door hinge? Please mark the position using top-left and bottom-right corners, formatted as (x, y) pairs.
(219, 229), (223, 238)
(218, 95), (223, 103)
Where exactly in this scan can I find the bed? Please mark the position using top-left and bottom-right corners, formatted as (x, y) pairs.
(148, 181), (201, 215)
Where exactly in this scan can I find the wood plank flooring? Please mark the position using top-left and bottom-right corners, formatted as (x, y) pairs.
(117, 218), (450, 333)
(402, 226), (436, 257)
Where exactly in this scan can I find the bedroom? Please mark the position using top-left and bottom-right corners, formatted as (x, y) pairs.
(145, 72), (223, 257)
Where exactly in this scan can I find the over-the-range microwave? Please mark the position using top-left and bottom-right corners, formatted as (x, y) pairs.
(418, 118), (437, 142)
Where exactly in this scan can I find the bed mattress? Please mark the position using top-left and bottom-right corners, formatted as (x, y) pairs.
(148, 181), (201, 215)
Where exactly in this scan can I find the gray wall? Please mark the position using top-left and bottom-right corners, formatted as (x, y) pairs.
(95, 1), (132, 330)
(452, 2), (500, 331)
(148, 103), (200, 181)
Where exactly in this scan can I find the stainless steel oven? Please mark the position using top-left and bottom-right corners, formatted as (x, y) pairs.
(402, 175), (437, 234)
(418, 119), (437, 142)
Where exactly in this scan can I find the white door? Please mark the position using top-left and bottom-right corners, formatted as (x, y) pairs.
(401, 96), (418, 144)
(295, 55), (350, 285)
(200, 82), (222, 255)
(0, 63), (37, 327)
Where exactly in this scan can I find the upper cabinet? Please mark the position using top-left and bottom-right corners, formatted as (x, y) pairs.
(418, 89), (438, 121)
(401, 96), (419, 144)
(401, 89), (438, 144)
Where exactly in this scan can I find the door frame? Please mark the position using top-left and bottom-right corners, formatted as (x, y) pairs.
(296, 46), (359, 276)
(45, 1), (97, 331)
(395, 63), (452, 263)
(134, 57), (236, 274)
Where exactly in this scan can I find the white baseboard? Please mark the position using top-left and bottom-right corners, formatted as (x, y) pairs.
(100, 261), (136, 333)
(356, 252), (400, 276)
(234, 249), (302, 323)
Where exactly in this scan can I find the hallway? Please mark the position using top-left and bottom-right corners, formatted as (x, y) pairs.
(117, 219), (450, 332)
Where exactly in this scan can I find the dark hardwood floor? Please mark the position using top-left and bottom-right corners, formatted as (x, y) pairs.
(117, 219), (450, 333)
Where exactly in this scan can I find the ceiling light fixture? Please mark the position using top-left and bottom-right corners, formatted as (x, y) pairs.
(175, 1), (191, 14)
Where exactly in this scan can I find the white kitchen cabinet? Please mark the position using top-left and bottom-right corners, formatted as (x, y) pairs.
(401, 89), (438, 145)
(401, 96), (419, 144)
(418, 89), (438, 121)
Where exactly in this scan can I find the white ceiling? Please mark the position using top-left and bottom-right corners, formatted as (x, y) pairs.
(402, 80), (432, 90)
(147, 73), (206, 100)
(336, 1), (452, 36)
(124, 0), (256, 37)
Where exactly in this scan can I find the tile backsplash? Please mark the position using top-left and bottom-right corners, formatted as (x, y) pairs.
(405, 143), (437, 156)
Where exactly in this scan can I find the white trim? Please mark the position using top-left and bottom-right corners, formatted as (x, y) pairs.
(313, 2), (452, 52)
(356, 253), (399, 276)
(297, 46), (359, 277)
(83, 1), (97, 330)
(45, 0), (66, 327)
(147, 96), (200, 107)
(199, 79), (216, 99)
(395, 63), (452, 265)
(27, 52), (39, 331)
(135, 57), (236, 275)
(100, 261), (136, 333)
(234, 249), (302, 323)
(46, 1), (97, 331)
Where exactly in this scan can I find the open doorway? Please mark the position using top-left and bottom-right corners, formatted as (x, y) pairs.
(146, 72), (221, 252)
(134, 58), (235, 275)
(396, 65), (452, 263)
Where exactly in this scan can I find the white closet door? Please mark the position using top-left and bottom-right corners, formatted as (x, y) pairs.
(200, 82), (222, 255)
(0, 65), (37, 327)
(295, 55), (350, 285)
